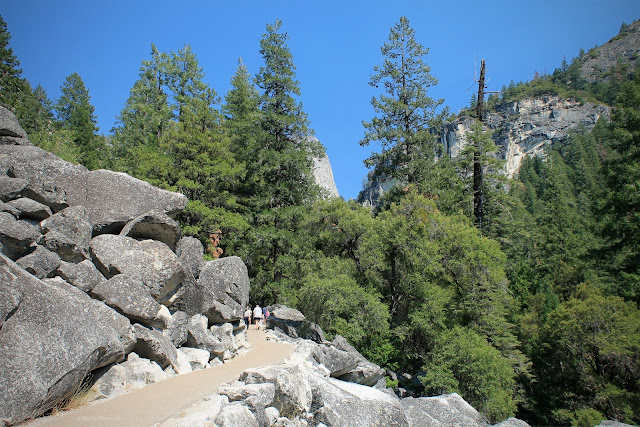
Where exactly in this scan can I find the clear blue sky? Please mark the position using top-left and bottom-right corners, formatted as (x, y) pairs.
(1, 1), (638, 200)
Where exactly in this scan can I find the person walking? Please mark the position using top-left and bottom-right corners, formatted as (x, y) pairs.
(262, 305), (269, 330)
(253, 304), (263, 330)
(243, 306), (252, 328)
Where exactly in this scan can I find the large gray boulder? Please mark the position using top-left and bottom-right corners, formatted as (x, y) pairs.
(132, 324), (188, 374)
(89, 234), (185, 304)
(0, 253), (136, 426)
(0, 177), (28, 203)
(267, 304), (326, 343)
(7, 197), (51, 220)
(401, 393), (489, 427)
(90, 352), (168, 400)
(214, 404), (259, 427)
(56, 259), (105, 292)
(0, 107), (29, 145)
(0, 200), (20, 218)
(162, 310), (189, 348)
(15, 245), (60, 279)
(90, 274), (171, 329)
(218, 382), (276, 407)
(0, 211), (41, 259)
(311, 376), (407, 427)
(39, 205), (92, 262)
(185, 314), (226, 359)
(120, 209), (182, 251)
(240, 364), (313, 419)
(0, 145), (187, 231)
(175, 256), (249, 324)
(176, 236), (205, 279)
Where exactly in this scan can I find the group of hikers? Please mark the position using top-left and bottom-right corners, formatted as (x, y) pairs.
(243, 304), (270, 330)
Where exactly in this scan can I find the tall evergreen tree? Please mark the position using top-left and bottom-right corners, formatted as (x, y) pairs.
(246, 20), (321, 303)
(360, 16), (447, 186)
(55, 73), (101, 169)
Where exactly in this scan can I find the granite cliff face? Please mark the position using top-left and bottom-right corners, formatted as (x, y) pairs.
(310, 136), (340, 198)
(579, 19), (640, 83)
(358, 96), (609, 206)
(442, 96), (610, 178)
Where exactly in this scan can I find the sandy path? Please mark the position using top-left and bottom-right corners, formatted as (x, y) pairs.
(33, 329), (293, 427)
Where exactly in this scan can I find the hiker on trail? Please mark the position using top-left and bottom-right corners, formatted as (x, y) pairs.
(243, 307), (252, 327)
(262, 306), (270, 330)
(253, 304), (263, 330)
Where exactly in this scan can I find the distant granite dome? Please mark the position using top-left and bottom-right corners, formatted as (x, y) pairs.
(308, 136), (340, 198)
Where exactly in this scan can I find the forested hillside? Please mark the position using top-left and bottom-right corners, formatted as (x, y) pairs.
(1, 12), (639, 426)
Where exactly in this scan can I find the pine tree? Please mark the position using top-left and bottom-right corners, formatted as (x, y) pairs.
(360, 16), (447, 186)
(112, 44), (171, 160)
(246, 20), (321, 303)
(55, 73), (101, 169)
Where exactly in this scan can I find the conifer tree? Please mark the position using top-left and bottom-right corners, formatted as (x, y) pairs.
(55, 73), (101, 169)
(247, 20), (321, 303)
(360, 16), (447, 186)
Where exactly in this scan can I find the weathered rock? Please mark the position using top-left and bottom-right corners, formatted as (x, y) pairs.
(56, 259), (105, 292)
(337, 359), (385, 387)
(240, 364), (313, 418)
(0, 253), (136, 425)
(267, 304), (325, 343)
(0, 211), (40, 259)
(83, 169), (187, 233)
(7, 197), (52, 220)
(40, 205), (92, 262)
(0, 176), (28, 202)
(15, 245), (60, 279)
(185, 314), (226, 358)
(175, 256), (249, 324)
(120, 209), (182, 251)
(89, 234), (185, 303)
(218, 382), (276, 407)
(211, 322), (241, 361)
(326, 335), (384, 386)
(0, 200), (20, 217)
(0, 106), (29, 145)
(163, 310), (189, 348)
(311, 376), (407, 427)
(176, 236), (205, 279)
(0, 283), (21, 329)
(322, 346), (361, 377)
(90, 352), (168, 400)
(90, 275), (171, 329)
(132, 324), (188, 374)
(311, 145), (340, 199)
(214, 403), (259, 427)
(180, 347), (211, 371)
(401, 393), (488, 427)
(0, 145), (187, 231)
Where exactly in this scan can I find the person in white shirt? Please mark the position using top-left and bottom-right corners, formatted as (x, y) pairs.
(253, 304), (263, 330)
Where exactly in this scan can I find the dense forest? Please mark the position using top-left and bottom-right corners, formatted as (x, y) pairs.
(1, 14), (639, 426)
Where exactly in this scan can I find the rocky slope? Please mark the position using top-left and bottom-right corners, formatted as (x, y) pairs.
(0, 106), (531, 426)
(579, 19), (640, 83)
(442, 95), (610, 178)
(310, 136), (340, 198)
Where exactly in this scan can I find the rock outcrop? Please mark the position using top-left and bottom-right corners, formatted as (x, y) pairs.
(157, 324), (531, 427)
(579, 19), (640, 84)
(358, 95), (610, 207)
(442, 96), (610, 178)
(0, 106), (252, 425)
(309, 136), (340, 198)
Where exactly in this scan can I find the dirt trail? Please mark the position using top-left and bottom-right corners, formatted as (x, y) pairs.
(31, 329), (293, 427)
